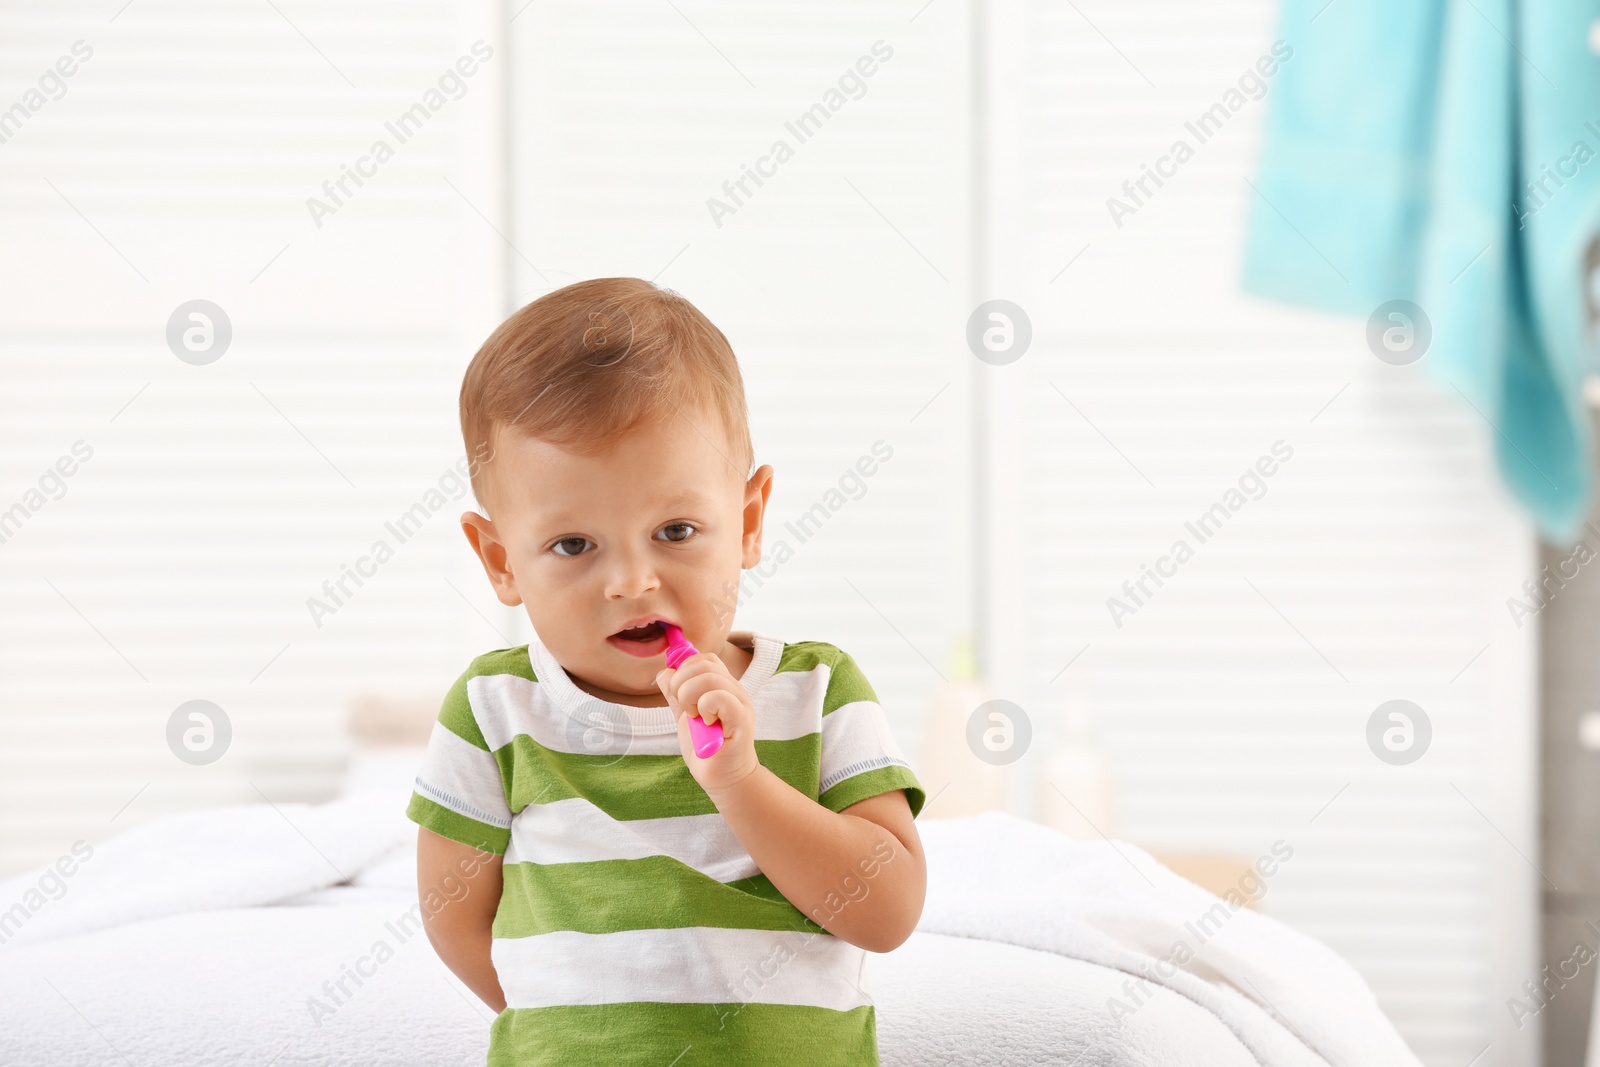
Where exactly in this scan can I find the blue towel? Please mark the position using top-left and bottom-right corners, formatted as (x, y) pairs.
(1241, 0), (1596, 545)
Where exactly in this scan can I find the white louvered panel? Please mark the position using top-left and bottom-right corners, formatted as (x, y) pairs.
(984, 3), (1536, 1067)
(0, 2), (508, 874)
(504, 1), (974, 743)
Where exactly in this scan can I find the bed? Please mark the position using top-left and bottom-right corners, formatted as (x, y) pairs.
(0, 781), (1419, 1066)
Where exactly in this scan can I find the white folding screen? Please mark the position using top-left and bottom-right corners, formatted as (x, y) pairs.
(979, 3), (1538, 1066)
(0, 0), (507, 867)
(502, 0), (975, 747)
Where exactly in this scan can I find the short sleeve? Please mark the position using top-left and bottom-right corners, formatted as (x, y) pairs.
(817, 649), (925, 818)
(405, 662), (514, 855)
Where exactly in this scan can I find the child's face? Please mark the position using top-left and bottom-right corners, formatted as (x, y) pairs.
(461, 406), (772, 706)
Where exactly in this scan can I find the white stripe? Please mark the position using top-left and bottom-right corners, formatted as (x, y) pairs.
(504, 796), (758, 882)
(494, 926), (870, 1011)
(469, 673), (634, 754)
(468, 668), (830, 758)
(415, 721), (512, 828)
(819, 700), (912, 794)
(752, 667), (827, 740)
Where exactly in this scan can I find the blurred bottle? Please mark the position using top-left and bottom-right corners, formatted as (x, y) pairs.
(1037, 666), (1118, 841)
(915, 634), (1009, 817)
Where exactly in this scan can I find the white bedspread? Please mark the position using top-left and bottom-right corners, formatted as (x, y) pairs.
(0, 789), (1420, 1067)
(914, 812), (1419, 1067)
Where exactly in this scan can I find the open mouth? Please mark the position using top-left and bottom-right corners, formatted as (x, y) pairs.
(606, 619), (670, 658)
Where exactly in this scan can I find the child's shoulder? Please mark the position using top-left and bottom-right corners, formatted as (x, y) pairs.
(772, 637), (848, 676)
(771, 638), (878, 707)
(454, 644), (536, 685)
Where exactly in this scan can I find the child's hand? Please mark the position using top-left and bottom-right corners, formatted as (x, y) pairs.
(654, 653), (759, 799)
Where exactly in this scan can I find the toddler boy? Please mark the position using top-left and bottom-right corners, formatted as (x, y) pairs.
(405, 277), (927, 1066)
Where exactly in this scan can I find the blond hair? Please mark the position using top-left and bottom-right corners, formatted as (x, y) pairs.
(459, 277), (754, 512)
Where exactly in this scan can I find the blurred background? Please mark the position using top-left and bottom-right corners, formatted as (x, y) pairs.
(4, 1), (1596, 1065)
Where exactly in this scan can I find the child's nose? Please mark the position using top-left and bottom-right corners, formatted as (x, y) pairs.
(603, 546), (661, 599)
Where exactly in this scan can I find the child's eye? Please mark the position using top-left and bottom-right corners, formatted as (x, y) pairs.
(657, 522), (696, 543)
(550, 537), (591, 557)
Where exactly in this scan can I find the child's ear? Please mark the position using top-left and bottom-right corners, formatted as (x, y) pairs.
(460, 511), (523, 606)
(741, 464), (774, 568)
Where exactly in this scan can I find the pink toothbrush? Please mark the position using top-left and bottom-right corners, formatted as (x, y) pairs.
(663, 623), (725, 759)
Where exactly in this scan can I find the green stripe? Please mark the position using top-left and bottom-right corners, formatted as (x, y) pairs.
(496, 735), (821, 818)
(494, 858), (827, 937)
(821, 651), (878, 716)
(406, 792), (510, 855)
(820, 764), (925, 819)
(437, 672), (489, 750)
(774, 640), (836, 678)
(488, 1001), (876, 1067)
(470, 645), (538, 683)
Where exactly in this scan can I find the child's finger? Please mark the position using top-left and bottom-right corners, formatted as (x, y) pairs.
(695, 689), (740, 728)
(674, 673), (735, 718)
(667, 653), (725, 684)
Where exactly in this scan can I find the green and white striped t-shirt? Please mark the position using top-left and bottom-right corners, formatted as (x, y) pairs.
(405, 629), (926, 1067)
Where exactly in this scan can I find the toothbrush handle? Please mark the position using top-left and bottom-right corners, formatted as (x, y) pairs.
(663, 624), (724, 759)
(687, 711), (725, 759)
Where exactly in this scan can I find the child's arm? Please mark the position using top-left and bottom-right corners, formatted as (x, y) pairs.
(416, 826), (508, 1013)
(657, 650), (927, 952)
(708, 768), (926, 953)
